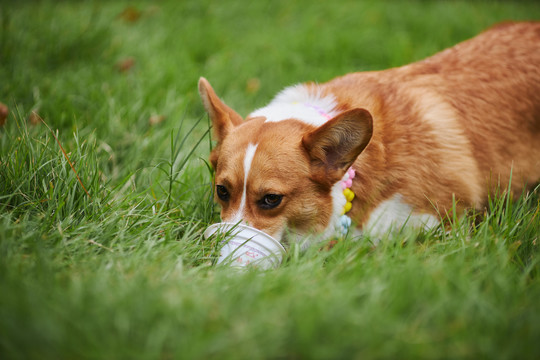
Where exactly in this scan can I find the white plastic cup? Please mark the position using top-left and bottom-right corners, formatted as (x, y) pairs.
(203, 223), (286, 270)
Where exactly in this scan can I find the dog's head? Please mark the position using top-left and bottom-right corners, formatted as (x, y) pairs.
(199, 78), (372, 241)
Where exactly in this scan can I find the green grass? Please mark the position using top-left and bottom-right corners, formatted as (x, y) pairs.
(1, 0), (540, 359)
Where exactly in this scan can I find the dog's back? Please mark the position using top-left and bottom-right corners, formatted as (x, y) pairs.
(418, 22), (540, 194)
(322, 22), (540, 221)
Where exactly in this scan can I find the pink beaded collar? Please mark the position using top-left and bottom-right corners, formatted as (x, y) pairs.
(338, 168), (355, 235)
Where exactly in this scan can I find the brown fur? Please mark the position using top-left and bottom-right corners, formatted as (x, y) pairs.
(322, 22), (540, 226)
(200, 22), (540, 238)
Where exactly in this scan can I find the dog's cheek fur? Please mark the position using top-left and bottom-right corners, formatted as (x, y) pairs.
(285, 185), (333, 233)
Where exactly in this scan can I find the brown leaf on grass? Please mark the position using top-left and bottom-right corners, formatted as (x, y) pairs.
(115, 57), (135, 73)
(118, 6), (142, 23)
(29, 111), (43, 126)
(149, 114), (166, 126)
(0, 102), (8, 127)
(246, 78), (261, 94)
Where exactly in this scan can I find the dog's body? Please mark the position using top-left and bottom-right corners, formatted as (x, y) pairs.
(199, 22), (540, 242)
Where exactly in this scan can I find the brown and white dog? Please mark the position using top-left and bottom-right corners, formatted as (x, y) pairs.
(199, 22), (540, 243)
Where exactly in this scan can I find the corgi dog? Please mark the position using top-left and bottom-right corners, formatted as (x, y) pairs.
(199, 22), (540, 243)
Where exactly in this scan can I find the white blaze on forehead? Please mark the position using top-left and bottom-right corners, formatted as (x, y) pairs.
(230, 143), (259, 224)
(249, 84), (338, 127)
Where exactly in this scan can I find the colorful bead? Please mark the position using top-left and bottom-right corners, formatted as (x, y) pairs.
(339, 215), (352, 234)
(338, 167), (356, 234)
(343, 188), (355, 202)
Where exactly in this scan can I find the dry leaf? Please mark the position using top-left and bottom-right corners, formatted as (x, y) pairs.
(0, 102), (8, 127)
(29, 111), (43, 126)
(115, 57), (135, 73)
(149, 114), (166, 126)
(118, 6), (142, 23)
(246, 78), (261, 94)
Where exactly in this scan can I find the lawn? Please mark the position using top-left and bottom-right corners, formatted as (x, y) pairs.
(1, 1), (540, 359)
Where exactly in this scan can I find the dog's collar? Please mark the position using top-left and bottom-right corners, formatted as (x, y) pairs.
(338, 168), (356, 235)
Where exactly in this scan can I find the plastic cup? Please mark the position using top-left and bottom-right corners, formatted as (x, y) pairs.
(203, 223), (286, 270)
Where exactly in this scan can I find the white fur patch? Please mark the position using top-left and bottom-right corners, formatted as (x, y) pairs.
(230, 143), (258, 223)
(249, 84), (338, 126)
(364, 194), (439, 241)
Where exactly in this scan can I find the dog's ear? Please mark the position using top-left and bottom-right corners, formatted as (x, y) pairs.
(302, 108), (373, 183)
(198, 77), (243, 143)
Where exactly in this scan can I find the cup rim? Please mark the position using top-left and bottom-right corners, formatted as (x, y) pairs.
(204, 222), (286, 254)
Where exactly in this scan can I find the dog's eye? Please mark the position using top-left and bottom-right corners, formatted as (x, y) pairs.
(259, 194), (283, 210)
(216, 185), (230, 201)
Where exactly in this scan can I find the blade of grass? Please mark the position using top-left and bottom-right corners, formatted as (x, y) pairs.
(38, 114), (91, 200)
